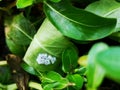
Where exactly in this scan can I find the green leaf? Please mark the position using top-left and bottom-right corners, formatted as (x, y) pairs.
(5, 13), (36, 57)
(67, 74), (84, 89)
(5, 38), (27, 57)
(42, 71), (69, 89)
(87, 42), (108, 89)
(24, 18), (76, 72)
(54, 78), (69, 89)
(16, 0), (34, 8)
(62, 47), (78, 73)
(85, 0), (120, 32)
(21, 62), (39, 76)
(43, 84), (53, 90)
(16, 0), (42, 8)
(50, 0), (61, 3)
(109, 32), (120, 42)
(44, 0), (116, 41)
(50, 0), (61, 2)
(42, 71), (63, 83)
(96, 47), (120, 83)
(0, 66), (12, 84)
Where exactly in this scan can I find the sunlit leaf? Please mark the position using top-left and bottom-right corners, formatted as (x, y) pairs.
(24, 18), (76, 72)
(16, 0), (43, 8)
(78, 55), (88, 67)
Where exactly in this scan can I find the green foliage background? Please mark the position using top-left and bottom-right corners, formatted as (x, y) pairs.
(1, 0), (120, 90)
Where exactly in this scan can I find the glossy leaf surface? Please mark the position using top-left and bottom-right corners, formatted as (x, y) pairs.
(42, 71), (63, 83)
(16, 0), (42, 8)
(44, 0), (116, 40)
(85, 0), (120, 32)
(24, 18), (76, 72)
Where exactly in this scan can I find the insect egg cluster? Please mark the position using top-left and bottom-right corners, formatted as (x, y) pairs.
(36, 53), (56, 65)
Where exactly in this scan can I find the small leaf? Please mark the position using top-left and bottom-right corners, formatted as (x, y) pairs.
(17, 0), (34, 8)
(78, 55), (88, 67)
(62, 47), (78, 73)
(16, 0), (43, 8)
(67, 74), (84, 89)
(42, 71), (69, 89)
(43, 84), (53, 90)
(42, 71), (62, 83)
(44, 0), (116, 40)
(96, 47), (120, 83)
(85, 0), (120, 32)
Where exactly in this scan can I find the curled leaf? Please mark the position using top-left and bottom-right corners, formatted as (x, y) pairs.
(24, 18), (76, 72)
